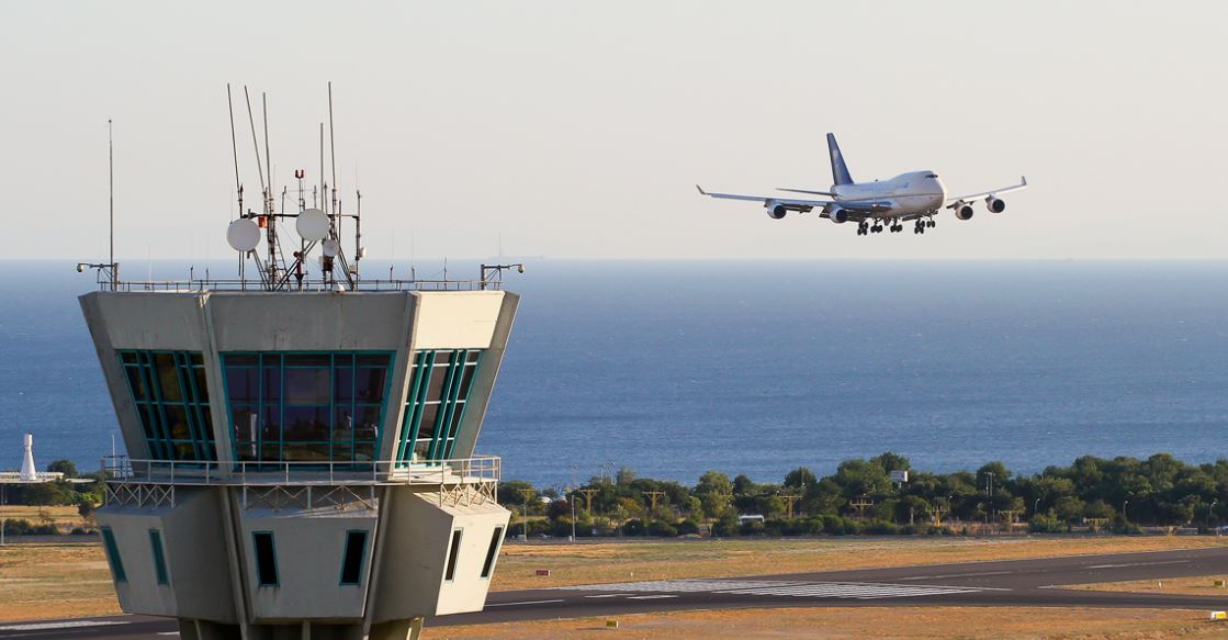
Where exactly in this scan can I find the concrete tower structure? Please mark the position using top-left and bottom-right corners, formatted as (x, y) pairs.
(19, 433), (37, 482)
(82, 87), (522, 640)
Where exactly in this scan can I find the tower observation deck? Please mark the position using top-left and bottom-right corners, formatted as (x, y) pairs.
(81, 86), (522, 640)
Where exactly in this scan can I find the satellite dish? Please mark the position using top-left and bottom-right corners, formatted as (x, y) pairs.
(297, 208), (330, 242)
(322, 239), (341, 258)
(226, 219), (261, 252)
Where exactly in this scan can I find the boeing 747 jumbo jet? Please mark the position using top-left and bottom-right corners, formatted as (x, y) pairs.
(697, 134), (1027, 236)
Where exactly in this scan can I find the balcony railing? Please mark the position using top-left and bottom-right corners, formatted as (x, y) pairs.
(107, 456), (501, 487)
(98, 278), (501, 293)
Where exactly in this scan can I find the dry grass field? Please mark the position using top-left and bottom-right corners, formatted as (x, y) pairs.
(3, 534), (1228, 631)
(1066, 575), (1228, 598)
(0, 505), (92, 532)
(423, 607), (1225, 640)
(0, 542), (119, 621)
(490, 535), (1228, 591)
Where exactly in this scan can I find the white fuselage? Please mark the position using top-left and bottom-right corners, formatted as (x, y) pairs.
(832, 171), (947, 219)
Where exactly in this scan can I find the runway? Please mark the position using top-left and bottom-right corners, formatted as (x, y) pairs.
(5, 545), (1228, 639)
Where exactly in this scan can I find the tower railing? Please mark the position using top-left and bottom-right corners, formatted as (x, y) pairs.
(108, 456), (500, 487)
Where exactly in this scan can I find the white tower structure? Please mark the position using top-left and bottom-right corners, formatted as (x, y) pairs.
(19, 433), (37, 482)
(80, 86), (523, 640)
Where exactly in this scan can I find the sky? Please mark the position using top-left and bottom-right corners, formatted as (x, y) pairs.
(3, 1), (1226, 261)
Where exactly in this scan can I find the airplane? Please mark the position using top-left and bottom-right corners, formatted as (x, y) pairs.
(696, 133), (1027, 236)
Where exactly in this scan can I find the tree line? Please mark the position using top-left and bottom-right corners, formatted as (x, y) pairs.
(498, 452), (1228, 537)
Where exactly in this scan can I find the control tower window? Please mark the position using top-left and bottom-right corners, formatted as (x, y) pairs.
(224, 352), (393, 465)
(395, 350), (483, 466)
(118, 351), (216, 462)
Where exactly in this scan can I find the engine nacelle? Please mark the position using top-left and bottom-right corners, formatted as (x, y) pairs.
(766, 202), (787, 220)
(828, 206), (848, 224)
(954, 203), (974, 221)
(985, 196), (1006, 213)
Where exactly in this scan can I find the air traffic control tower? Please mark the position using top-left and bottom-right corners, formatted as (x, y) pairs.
(80, 87), (519, 640)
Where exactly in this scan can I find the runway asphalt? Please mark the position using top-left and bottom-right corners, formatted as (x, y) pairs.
(5, 545), (1228, 639)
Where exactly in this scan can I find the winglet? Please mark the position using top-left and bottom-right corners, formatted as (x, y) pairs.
(695, 184), (708, 196)
(1021, 176), (1027, 187)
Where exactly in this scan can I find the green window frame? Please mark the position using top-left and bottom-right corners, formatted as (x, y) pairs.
(101, 527), (127, 583)
(222, 352), (394, 465)
(118, 350), (216, 462)
(338, 529), (369, 586)
(149, 529), (169, 585)
(252, 531), (279, 587)
(396, 350), (483, 467)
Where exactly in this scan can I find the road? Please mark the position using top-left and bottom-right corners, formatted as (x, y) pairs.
(5, 546), (1228, 638)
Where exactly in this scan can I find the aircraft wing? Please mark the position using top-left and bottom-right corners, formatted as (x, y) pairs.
(946, 176), (1028, 204)
(695, 185), (832, 208)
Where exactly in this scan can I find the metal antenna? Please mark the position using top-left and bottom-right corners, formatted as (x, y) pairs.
(328, 82), (338, 219)
(226, 85), (241, 218)
(108, 119), (115, 290)
(243, 86), (266, 198)
(263, 92), (272, 213)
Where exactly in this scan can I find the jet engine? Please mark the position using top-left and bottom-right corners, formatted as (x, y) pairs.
(828, 206), (849, 224)
(985, 196), (1006, 213)
(766, 202), (787, 220)
(954, 203), (974, 220)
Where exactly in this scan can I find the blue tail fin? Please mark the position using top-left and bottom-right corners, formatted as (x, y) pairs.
(827, 133), (854, 186)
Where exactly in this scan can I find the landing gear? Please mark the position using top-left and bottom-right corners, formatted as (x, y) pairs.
(857, 222), (868, 236)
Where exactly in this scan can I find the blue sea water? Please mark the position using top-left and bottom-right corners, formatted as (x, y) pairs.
(1, 260), (1225, 489)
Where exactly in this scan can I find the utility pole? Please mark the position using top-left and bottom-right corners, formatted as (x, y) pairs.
(850, 495), (874, 520)
(777, 491), (801, 520)
(577, 488), (599, 515)
(567, 488), (577, 542)
(518, 488), (535, 538)
(642, 490), (666, 521)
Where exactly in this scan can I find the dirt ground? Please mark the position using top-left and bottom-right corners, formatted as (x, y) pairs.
(490, 535), (1228, 591)
(422, 606), (1226, 640)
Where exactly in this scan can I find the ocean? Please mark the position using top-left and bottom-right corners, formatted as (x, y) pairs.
(1, 260), (1225, 488)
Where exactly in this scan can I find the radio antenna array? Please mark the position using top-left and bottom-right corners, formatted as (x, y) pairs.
(220, 83), (365, 291)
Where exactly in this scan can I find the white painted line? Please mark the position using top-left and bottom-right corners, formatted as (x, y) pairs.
(1085, 560), (1189, 570)
(899, 570), (1013, 580)
(627, 595), (679, 600)
(485, 599), (566, 608)
(0, 620), (129, 631)
(584, 593), (634, 598)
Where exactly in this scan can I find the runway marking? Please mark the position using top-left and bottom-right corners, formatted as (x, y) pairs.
(627, 595), (679, 600)
(899, 570), (1013, 580)
(1085, 560), (1189, 570)
(485, 599), (566, 608)
(0, 620), (130, 631)
(557, 578), (993, 601)
(584, 594), (635, 598)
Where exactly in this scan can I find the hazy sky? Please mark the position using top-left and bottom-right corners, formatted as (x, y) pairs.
(4, 1), (1226, 261)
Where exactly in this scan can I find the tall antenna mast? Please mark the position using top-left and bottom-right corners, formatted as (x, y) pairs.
(328, 82), (338, 219)
(108, 119), (115, 291)
(226, 85), (241, 217)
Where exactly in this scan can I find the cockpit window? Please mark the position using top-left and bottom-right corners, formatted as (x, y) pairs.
(926, 173), (939, 179)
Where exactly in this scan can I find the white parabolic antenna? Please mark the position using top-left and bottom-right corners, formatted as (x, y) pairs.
(226, 218), (261, 252)
(297, 208), (330, 242)
(322, 238), (341, 257)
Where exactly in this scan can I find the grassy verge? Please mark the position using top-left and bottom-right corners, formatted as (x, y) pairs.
(490, 535), (1228, 591)
(1066, 575), (1228, 597)
(423, 606), (1224, 639)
